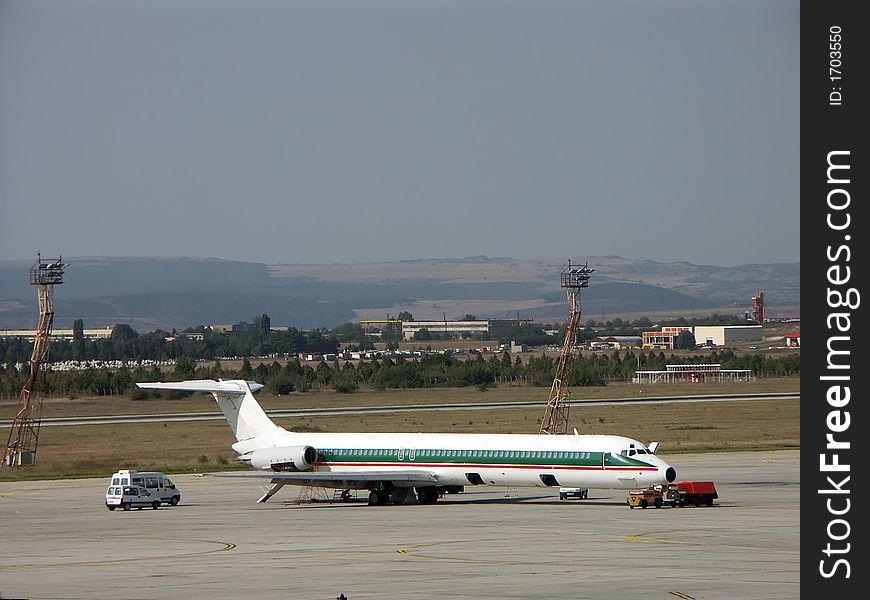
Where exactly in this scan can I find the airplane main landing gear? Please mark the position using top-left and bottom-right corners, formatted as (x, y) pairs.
(415, 486), (439, 504)
(368, 489), (389, 506)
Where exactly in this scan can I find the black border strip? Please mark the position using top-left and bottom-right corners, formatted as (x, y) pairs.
(802, 0), (867, 594)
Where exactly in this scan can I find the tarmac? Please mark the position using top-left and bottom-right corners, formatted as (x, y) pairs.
(0, 450), (799, 599)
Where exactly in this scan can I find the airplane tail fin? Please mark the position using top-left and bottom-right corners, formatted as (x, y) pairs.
(136, 379), (282, 445)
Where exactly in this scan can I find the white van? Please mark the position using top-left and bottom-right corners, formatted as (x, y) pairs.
(105, 470), (181, 511)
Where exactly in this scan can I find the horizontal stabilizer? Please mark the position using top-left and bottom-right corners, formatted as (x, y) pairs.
(136, 379), (277, 444)
(136, 380), (263, 394)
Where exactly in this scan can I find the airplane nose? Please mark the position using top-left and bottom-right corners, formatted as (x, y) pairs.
(666, 467), (676, 483)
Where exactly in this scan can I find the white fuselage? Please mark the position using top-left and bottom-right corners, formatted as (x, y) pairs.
(247, 430), (674, 490)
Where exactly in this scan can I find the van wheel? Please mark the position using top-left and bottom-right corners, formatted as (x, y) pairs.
(108, 506), (116, 511)
(152, 501), (160, 510)
(122, 503), (131, 511)
(170, 496), (180, 506)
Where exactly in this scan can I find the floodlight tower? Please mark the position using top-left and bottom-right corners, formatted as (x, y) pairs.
(3, 254), (67, 468)
(540, 260), (593, 435)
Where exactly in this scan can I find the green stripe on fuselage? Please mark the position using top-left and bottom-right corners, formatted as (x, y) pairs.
(319, 448), (653, 468)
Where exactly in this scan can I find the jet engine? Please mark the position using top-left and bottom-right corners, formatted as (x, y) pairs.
(246, 445), (319, 471)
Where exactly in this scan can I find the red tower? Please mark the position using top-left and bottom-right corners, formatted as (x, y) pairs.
(752, 292), (765, 324)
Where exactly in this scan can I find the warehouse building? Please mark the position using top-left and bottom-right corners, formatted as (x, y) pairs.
(401, 320), (490, 340)
(693, 325), (762, 346)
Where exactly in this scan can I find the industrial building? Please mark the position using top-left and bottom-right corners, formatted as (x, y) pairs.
(693, 325), (762, 347)
(588, 336), (642, 350)
(401, 320), (490, 340)
(642, 326), (693, 349)
(0, 327), (113, 341)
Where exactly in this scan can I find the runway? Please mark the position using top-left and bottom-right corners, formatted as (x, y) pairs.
(0, 392), (799, 427)
(0, 450), (799, 599)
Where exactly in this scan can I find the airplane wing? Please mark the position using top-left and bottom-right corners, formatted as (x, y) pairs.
(205, 470), (438, 503)
(208, 470), (437, 487)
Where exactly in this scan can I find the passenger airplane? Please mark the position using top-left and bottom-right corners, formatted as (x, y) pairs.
(137, 379), (677, 505)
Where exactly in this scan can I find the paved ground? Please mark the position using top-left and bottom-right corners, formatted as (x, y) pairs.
(0, 450), (799, 600)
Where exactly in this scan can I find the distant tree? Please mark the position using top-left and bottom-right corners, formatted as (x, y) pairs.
(381, 321), (403, 347)
(674, 331), (696, 350)
(412, 328), (432, 341)
(397, 311), (414, 322)
(174, 356), (196, 379)
(72, 319), (85, 360)
(240, 357), (254, 379)
(631, 316), (652, 328)
(111, 324), (138, 342)
(253, 314), (271, 335)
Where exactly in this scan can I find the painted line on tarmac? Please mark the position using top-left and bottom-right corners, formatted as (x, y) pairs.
(3, 539), (235, 571)
(669, 592), (696, 600)
(396, 539), (581, 566)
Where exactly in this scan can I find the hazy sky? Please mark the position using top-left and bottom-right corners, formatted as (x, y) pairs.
(1, 0), (799, 267)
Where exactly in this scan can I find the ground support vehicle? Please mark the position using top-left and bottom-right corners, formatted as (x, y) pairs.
(106, 470), (181, 511)
(666, 481), (718, 507)
(559, 487), (589, 500)
(106, 485), (163, 511)
(627, 486), (664, 509)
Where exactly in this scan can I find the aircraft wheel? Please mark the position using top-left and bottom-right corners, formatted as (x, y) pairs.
(416, 486), (438, 504)
(368, 490), (383, 506)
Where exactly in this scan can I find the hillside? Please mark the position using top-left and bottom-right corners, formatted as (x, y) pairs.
(0, 256), (799, 330)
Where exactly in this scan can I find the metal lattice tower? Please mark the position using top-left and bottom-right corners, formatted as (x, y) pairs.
(3, 254), (67, 468)
(540, 260), (593, 435)
(752, 291), (765, 324)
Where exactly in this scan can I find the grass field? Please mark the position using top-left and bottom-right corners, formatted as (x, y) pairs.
(0, 377), (799, 481)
